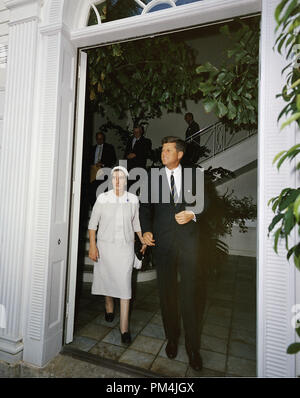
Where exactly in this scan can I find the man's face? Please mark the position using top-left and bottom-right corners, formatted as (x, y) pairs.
(133, 127), (142, 139)
(161, 143), (183, 169)
(96, 133), (104, 145)
(185, 114), (192, 125)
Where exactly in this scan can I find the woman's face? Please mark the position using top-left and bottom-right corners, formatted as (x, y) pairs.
(112, 170), (127, 192)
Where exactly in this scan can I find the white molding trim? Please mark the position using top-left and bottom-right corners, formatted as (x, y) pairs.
(0, 13), (39, 364)
(257, 0), (297, 378)
(4, 0), (42, 24)
(70, 0), (261, 47)
(39, 22), (70, 39)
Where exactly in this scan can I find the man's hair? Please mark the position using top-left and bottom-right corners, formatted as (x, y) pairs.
(133, 124), (144, 135)
(96, 131), (106, 140)
(161, 136), (186, 154)
(185, 112), (193, 119)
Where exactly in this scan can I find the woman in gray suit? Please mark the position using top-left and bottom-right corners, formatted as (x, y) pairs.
(88, 166), (146, 344)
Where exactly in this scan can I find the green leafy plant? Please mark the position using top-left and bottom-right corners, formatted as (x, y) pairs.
(194, 19), (260, 131)
(268, 0), (300, 355)
(87, 35), (200, 127)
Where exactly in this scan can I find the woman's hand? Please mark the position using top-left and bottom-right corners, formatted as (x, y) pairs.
(89, 245), (99, 262)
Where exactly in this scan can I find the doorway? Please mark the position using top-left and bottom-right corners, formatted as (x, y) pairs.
(64, 17), (259, 377)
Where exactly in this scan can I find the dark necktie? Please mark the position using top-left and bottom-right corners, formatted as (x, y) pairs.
(170, 171), (178, 205)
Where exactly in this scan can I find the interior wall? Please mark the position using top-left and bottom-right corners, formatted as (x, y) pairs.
(217, 168), (257, 257)
(217, 167), (257, 204)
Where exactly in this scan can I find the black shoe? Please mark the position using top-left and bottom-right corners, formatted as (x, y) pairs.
(187, 350), (203, 371)
(165, 340), (178, 359)
(121, 331), (131, 345)
(105, 310), (114, 323)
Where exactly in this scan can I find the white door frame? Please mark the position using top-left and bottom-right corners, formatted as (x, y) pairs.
(64, 0), (263, 346)
(65, 50), (88, 344)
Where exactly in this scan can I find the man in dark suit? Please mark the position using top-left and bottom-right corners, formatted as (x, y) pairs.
(124, 125), (152, 171)
(185, 112), (200, 140)
(88, 131), (116, 206)
(139, 136), (208, 371)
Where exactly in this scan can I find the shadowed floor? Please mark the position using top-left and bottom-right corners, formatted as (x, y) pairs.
(66, 255), (256, 377)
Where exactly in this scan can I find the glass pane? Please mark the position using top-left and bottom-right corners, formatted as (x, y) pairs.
(87, 0), (203, 26)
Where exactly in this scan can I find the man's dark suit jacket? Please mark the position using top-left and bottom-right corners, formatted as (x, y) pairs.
(185, 120), (200, 139)
(124, 135), (152, 170)
(139, 166), (209, 259)
(89, 142), (116, 168)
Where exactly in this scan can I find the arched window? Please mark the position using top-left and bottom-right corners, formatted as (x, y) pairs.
(87, 0), (203, 26)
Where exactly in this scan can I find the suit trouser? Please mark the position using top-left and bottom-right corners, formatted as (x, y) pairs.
(154, 237), (207, 351)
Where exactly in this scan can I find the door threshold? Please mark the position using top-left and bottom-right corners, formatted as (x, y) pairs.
(61, 346), (166, 378)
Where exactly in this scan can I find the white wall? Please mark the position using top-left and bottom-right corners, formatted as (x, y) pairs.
(0, 0), (8, 161)
(218, 168), (257, 257)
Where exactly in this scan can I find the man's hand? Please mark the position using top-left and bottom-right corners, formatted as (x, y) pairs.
(143, 232), (155, 246)
(140, 244), (147, 255)
(175, 210), (195, 225)
(127, 153), (136, 160)
(89, 245), (99, 262)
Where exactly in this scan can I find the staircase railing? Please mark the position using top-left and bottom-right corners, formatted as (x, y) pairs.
(185, 122), (257, 162)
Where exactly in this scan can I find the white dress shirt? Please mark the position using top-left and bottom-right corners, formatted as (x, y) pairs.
(165, 164), (196, 221)
(131, 137), (140, 149)
(165, 164), (182, 197)
(94, 144), (103, 164)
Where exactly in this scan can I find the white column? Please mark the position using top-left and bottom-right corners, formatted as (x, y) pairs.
(258, 0), (298, 377)
(0, 0), (41, 363)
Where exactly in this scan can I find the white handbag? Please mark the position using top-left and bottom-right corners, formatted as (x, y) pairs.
(133, 254), (142, 270)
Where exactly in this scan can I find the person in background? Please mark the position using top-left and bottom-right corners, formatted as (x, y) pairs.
(184, 112), (200, 140)
(88, 131), (116, 207)
(184, 113), (201, 165)
(124, 125), (152, 171)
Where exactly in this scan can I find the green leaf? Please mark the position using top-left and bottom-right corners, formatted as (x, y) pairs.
(287, 245), (295, 260)
(293, 193), (300, 223)
(294, 253), (300, 271)
(290, 78), (300, 89)
(296, 327), (300, 338)
(279, 189), (300, 211)
(280, 112), (300, 130)
(274, 227), (282, 254)
(269, 213), (284, 233)
(297, 94), (300, 111)
(203, 99), (217, 113)
(276, 151), (290, 170)
(280, 0), (299, 26)
(284, 206), (295, 235)
(217, 101), (228, 117)
(273, 150), (287, 165)
(287, 342), (300, 354)
(275, 0), (289, 24)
